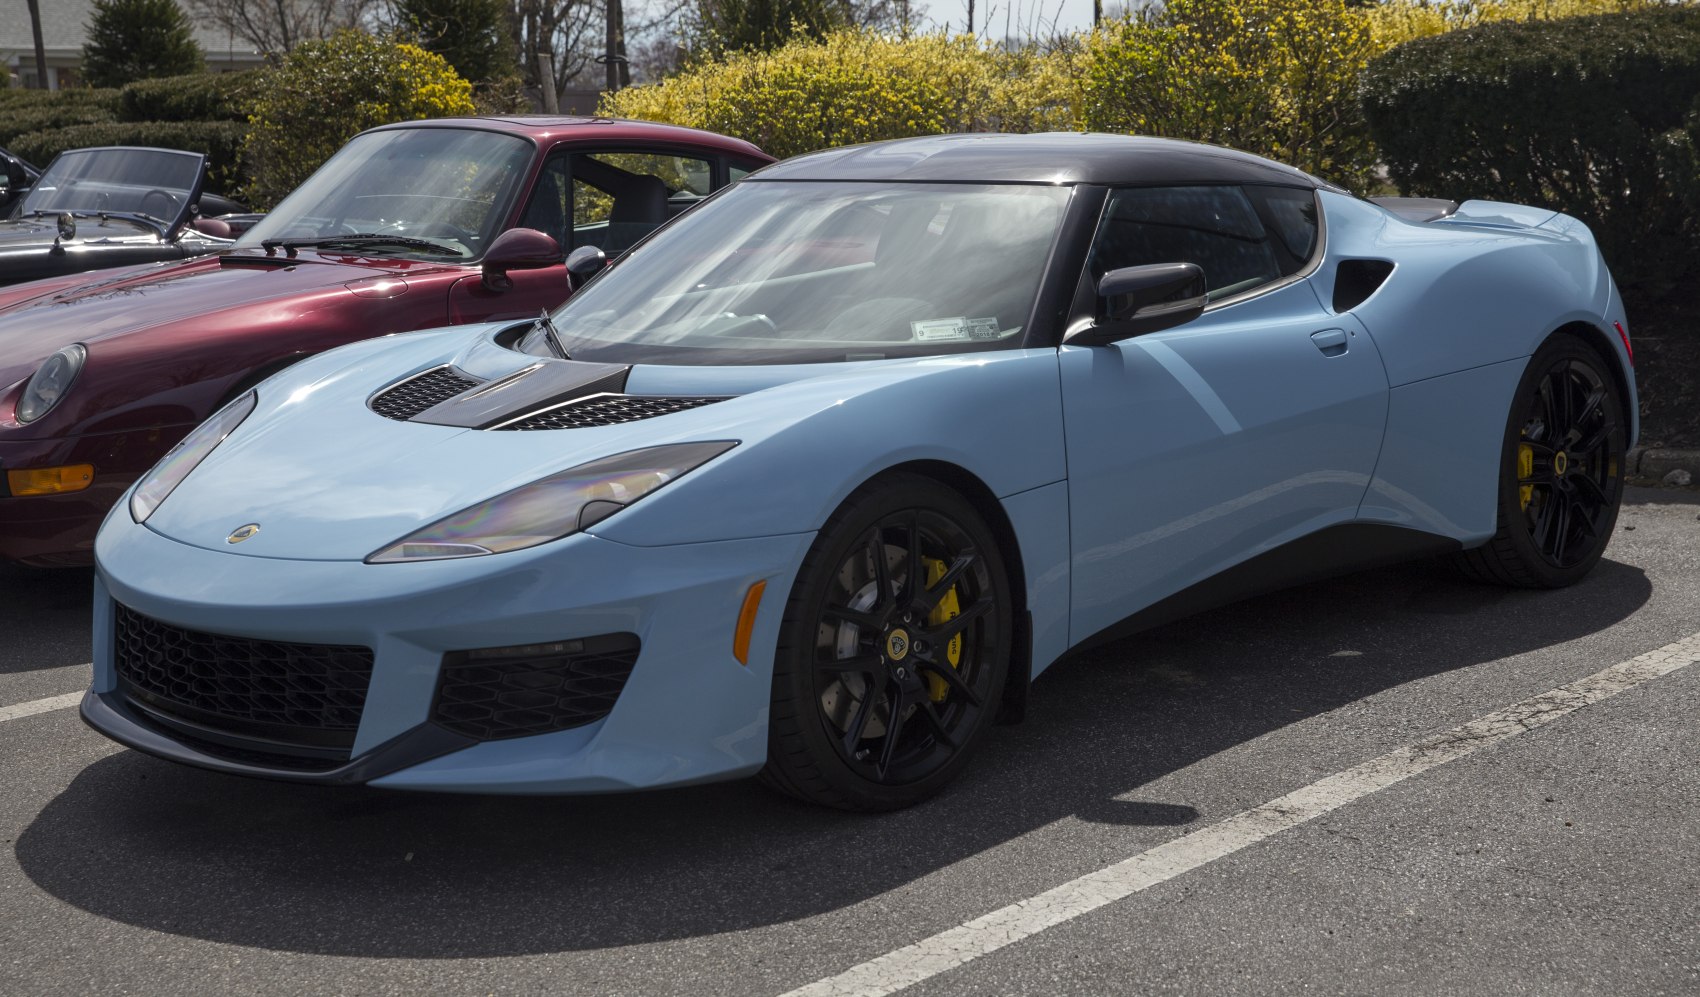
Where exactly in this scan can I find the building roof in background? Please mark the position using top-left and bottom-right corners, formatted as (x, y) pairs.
(0, 0), (263, 61)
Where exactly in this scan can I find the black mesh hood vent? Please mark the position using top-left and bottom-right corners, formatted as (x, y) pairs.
(495, 394), (727, 431)
(370, 366), (483, 421)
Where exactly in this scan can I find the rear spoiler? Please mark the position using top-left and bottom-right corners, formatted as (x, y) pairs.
(1371, 196), (1568, 232)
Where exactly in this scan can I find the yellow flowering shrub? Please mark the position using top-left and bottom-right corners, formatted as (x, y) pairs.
(1366, 0), (1659, 51)
(601, 29), (1076, 159)
(242, 30), (476, 208)
(1079, 0), (1380, 187)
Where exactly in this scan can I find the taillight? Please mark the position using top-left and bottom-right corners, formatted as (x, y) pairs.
(1614, 320), (1633, 366)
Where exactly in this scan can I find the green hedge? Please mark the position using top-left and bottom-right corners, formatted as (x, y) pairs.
(1361, 7), (1700, 295)
(0, 101), (119, 147)
(0, 87), (120, 111)
(117, 71), (259, 123)
(9, 120), (249, 195)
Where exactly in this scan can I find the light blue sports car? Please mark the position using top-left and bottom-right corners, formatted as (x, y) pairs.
(83, 134), (1636, 810)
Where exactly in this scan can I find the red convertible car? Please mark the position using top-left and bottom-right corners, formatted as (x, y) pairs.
(0, 116), (771, 565)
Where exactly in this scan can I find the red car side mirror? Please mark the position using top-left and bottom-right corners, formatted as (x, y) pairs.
(482, 228), (562, 292)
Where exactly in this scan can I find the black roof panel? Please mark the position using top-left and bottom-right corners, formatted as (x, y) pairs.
(751, 132), (1337, 189)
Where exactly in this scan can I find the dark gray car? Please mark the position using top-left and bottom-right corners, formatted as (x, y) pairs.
(0, 146), (246, 287)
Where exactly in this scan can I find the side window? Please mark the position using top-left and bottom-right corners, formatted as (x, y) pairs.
(1089, 185), (1318, 302)
(573, 151), (713, 254)
(517, 154), (570, 249)
(729, 165), (754, 183)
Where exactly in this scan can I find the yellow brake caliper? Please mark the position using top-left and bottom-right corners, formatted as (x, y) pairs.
(923, 557), (963, 702)
(1517, 436), (1534, 512)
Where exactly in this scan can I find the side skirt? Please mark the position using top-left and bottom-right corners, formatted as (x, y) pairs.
(1072, 522), (1461, 655)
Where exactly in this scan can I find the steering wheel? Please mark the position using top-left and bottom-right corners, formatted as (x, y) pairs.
(139, 189), (178, 220)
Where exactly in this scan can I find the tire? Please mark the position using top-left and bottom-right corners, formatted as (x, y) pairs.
(760, 473), (1012, 811)
(1454, 332), (1628, 588)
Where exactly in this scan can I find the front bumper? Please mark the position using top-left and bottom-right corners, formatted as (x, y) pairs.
(90, 518), (814, 793)
(0, 426), (184, 565)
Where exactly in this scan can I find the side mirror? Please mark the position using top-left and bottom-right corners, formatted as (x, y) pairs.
(1068, 262), (1207, 346)
(565, 244), (608, 290)
(482, 227), (562, 292)
(2, 156), (26, 188)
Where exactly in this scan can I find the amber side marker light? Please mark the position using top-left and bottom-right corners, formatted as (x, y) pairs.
(733, 580), (767, 665)
(7, 464), (94, 497)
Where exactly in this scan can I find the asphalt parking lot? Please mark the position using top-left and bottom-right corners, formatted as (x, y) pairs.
(2, 486), (1697, 997)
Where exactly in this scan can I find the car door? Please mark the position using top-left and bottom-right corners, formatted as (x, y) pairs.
(1059, 184), (1390, 645)
(446, 146), (728, 324)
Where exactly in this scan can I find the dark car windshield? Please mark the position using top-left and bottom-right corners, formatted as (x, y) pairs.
(523, 180), (1072, 365)
(235, 128), (533, 261)
(18, 147), (201, 223)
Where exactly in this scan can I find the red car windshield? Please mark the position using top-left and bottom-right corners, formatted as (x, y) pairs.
(235, 128), (533, 261)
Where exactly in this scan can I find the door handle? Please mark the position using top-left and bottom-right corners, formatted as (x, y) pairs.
(1310, 328), (1349, 357)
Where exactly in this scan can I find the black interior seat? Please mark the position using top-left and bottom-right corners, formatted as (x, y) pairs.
(605, 175), (671, 254)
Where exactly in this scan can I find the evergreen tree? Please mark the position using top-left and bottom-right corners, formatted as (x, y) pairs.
(81, 0), (203, 88)
(694, 0), (850, 54)
(394, 0), (516, 82)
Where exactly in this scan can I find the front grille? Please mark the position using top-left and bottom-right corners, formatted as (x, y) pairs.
(431, 633), (640, 741)
(370, 366), (481, 420)
(497, 394), (724, 431)
(113, 603), (374, 752)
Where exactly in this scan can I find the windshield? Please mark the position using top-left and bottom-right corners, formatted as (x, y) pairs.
(526, 181), (1073, 365)
(235, 128), (533, 261)
(19, 147), (201, 224)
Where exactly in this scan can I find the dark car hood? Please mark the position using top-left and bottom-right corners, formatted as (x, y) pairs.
(0, 251), (437, 385)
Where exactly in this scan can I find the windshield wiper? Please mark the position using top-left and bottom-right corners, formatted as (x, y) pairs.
(261, 233), (460, 257)
(533, 308), (570, 360)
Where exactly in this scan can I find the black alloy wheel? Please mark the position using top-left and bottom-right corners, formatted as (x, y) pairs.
(1456, 332), (1627, 588)
(762, 474), (1011, 811)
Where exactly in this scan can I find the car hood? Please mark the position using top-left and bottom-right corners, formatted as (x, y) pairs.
(0, 251), (435, 386)
(136, 325), (994, 561)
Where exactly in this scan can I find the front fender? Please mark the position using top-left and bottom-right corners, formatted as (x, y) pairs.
(595, 349), (1068, 547)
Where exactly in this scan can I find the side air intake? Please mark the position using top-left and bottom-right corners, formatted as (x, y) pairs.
(369, 366), (483, 420)
(1333, 260), (1395, 313)
(495, 394), (726, 431)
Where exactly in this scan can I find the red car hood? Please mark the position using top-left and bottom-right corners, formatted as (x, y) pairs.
(0, 250), (453, 387)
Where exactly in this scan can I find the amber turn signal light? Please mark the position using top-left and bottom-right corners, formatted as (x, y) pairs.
(6, 464), (94, 497)
(733, 580), (767, 665)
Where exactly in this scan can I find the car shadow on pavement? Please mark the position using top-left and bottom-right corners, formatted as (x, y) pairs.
(0, 564), (93, 674)
(13, 556), (1652, 957)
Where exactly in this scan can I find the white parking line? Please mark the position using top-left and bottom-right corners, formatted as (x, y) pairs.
(783, 632), (1700, 997)
(0, 691), (84, 724)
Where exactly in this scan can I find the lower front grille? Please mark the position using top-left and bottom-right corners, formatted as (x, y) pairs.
(431, 633), (640, 741)
(112, 603), (374, 755)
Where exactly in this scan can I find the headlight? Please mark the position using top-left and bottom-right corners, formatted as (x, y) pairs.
(130, 392), (257, 523)
(16, 344), (86, 423)
(367, 441), (737, 564)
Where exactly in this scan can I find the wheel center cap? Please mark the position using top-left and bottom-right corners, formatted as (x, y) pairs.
(885, 628), (911, 662)
(1554, 451), (1569, 476)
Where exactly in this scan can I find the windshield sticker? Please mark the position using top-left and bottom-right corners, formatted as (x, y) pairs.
(911, 317), (1003, 342)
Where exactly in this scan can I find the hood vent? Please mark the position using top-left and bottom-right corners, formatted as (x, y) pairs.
(370, 366), (484, 421)
(495, 393), (726, 431)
